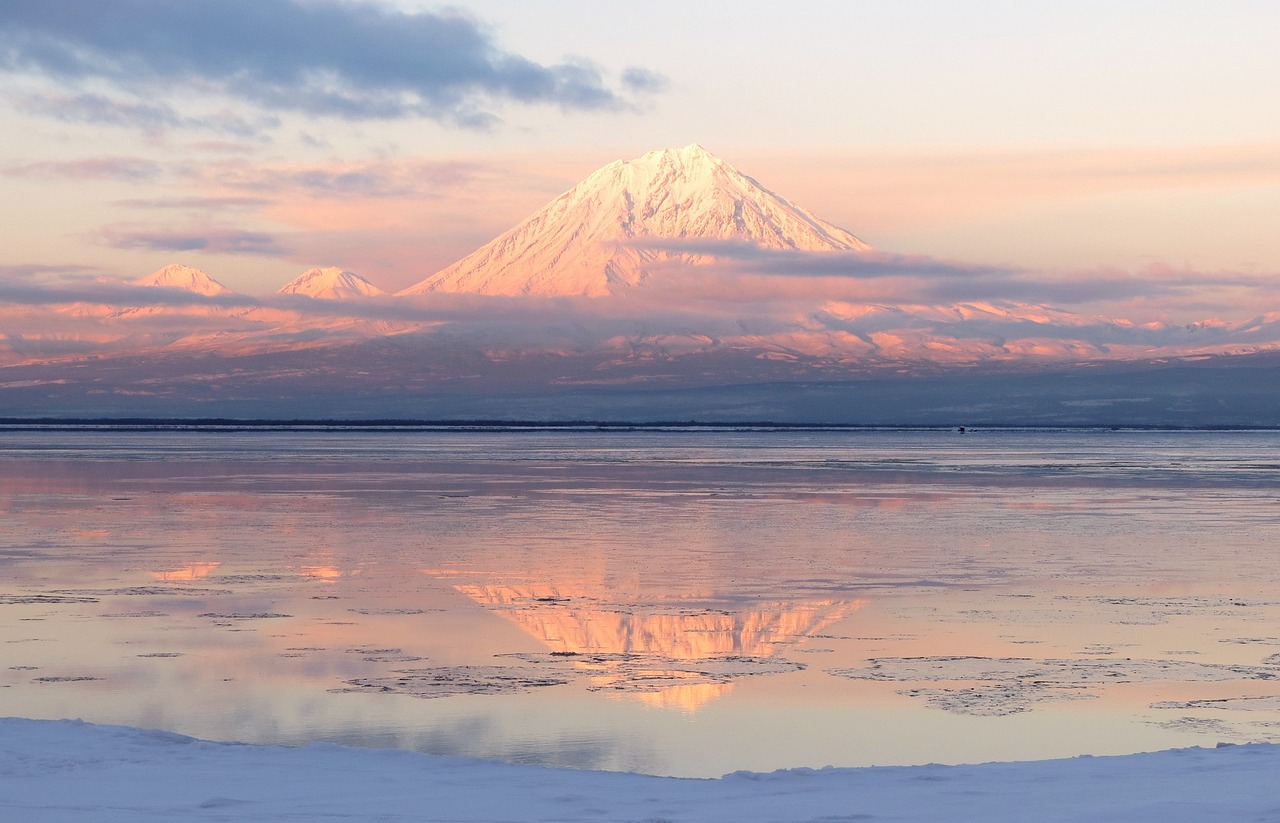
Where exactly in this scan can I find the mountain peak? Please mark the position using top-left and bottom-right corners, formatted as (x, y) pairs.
(135, 264), (233, 296)
(278, 267), (384, 299)
(635, 142), (719, 166)
(400, 146), (870, 298)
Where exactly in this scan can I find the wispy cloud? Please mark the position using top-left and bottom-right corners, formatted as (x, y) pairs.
(13, 91), (277, 137)
(908, 268), (1268, 306)
(0, 0), (658, 129)
(169, 156), (534, 284)
(739, 143), (1280, 255)
(0, 263), (107, 280)
(98, 225), (292, 257)
(202, 159), (488, 200)
(185, 140), (261, 155)
(620, 67), (670, 94)
(13, 92), (183, 131)
(4, 155), (162, 180)
(112, 196), (270, 211)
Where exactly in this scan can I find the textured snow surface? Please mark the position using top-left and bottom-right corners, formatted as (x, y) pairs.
(402, 144), (872, 297)
(278, 267), (385, 299)
(135, 264), (234, 296)
(3, 718), (1279, 822)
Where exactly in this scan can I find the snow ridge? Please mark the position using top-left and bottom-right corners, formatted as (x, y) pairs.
(400, 144), (872, 298)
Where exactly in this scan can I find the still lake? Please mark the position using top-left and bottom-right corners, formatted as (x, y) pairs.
(3, 427), (1280, 777)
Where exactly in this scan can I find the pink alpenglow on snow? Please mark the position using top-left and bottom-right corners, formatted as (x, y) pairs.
(135, 264), (235, 296)
(399, 144), (872, 298)
(277, 267), (385, 300)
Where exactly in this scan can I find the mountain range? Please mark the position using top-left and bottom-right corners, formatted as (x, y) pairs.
(120, 145), (875, 300)
(3, 145), (1280, 423)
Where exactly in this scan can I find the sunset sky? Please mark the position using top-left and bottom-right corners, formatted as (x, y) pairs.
(2, 0), (1278, 319)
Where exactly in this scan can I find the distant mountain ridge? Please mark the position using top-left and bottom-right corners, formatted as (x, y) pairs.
(399, 144), (872, 297)
(11, 145), (1280, 414)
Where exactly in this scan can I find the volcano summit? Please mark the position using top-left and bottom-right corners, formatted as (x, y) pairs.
(400, 144), (871, 298)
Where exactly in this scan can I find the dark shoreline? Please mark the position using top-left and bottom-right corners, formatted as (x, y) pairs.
(2, 417), (1278, 433)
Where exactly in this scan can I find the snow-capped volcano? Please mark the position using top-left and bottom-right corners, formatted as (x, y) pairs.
(278, 267), (384, 299)
(400, 144), (872, 298)
(135, 264), (233, 296)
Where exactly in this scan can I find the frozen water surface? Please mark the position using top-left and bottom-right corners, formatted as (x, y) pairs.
(2, 428), (1280, 777)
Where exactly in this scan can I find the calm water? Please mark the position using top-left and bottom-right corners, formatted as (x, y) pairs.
(3, 428), (1280, 776)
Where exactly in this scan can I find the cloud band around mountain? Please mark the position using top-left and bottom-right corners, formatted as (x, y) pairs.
(630, 238), (1271, 307)
(2, 263), (1274, 359)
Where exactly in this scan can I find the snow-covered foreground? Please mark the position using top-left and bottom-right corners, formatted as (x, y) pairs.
(3, 718), (1279, 822)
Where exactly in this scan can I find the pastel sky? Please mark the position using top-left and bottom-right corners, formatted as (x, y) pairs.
(2, 0), (1279, 319)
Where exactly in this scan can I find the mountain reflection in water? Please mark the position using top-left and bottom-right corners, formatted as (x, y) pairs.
(445, 579), (865, 711)
(6, 429), (1280, 777)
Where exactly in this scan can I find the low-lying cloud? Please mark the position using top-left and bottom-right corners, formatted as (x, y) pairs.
(5, 239), (1280, 385)
(3, 261), (1277, 353)
(633, 239), (1274, 309)
(632, 239), (1017, 280)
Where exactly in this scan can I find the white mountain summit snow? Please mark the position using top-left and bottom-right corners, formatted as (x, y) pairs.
(135, 263), (234, 296)
(278, 267), (384, 299)
(400, 144), (872, 298)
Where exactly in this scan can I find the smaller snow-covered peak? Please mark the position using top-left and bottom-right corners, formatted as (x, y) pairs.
(278, 267), (384, 299)
(135, 264), (233, 296)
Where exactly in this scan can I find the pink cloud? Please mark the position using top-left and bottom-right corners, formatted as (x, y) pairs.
(166, 155), (571, 289)
(734, 143), (1280, 235)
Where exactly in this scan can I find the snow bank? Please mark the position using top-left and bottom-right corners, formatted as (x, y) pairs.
(2, 717), (1277, 822)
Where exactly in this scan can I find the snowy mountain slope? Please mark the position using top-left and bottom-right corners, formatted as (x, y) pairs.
(278, 267), (384, 299)
(400, 144), (872, 297)
(135, 263), (234, 296)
